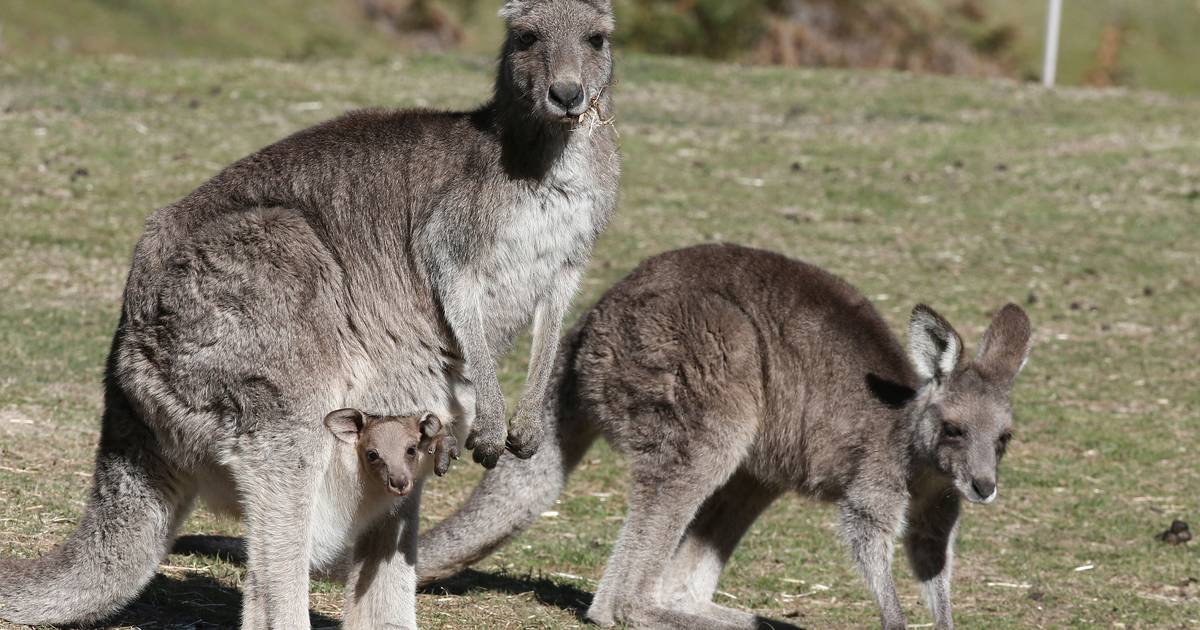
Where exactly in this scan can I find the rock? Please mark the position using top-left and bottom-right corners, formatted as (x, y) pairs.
(1157, 520), (1192, 545)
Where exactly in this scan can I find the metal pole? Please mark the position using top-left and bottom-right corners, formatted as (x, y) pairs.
(1043, 0), (1063, 87)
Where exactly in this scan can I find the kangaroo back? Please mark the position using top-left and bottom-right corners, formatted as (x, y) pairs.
(417, 325), (598, 584)
(0, 369), (192, 625)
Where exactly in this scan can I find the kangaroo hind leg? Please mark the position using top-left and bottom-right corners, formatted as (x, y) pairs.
(660, 470), (781, 628)
(234, 421), (327, 630)
(586, 414), (753, 630)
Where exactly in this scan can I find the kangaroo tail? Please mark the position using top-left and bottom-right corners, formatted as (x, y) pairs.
(0, 384), (192, 626)
(417, 325), (598, 585)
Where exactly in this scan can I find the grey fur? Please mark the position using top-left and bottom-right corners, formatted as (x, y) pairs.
(0, 1), (618, 627)
(418, 244), (1032, 630)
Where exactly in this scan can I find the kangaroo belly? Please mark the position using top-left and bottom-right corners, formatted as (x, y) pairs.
(309, 451), (399, 571)
(194, 464), (242, 519)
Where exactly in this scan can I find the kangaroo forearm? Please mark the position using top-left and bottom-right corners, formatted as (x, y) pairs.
(518, 300), (565, 414)
(436, 274), (503, 401)
(457, 313), (501, 397)
(905, 503), (959, 630)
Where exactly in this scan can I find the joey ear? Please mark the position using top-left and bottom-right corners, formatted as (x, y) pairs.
(419, 412), (443, 439)
(324, 408), (365, 445)
(976, 303), (1033, 383)
(908, 304), (963, 384)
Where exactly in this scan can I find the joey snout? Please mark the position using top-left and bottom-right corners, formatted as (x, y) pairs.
(386, 473), (413, 497)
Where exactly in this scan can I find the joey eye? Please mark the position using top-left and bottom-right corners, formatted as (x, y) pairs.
(942, 423), (965, 439)
(406, 446), (418, 458)
(365, 450), (380, 463)
(588, 33), (606, 50)
(516, 31), (538, 48)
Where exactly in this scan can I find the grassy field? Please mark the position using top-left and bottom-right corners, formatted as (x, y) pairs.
(0, 0), (402, 60)
(0, 52), (1198, 629)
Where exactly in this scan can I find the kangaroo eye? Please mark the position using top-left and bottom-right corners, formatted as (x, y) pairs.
(365, 450), (380, 463)
(516, 31), (537, 48)
(588, 33), (605, 50)
(406, 446), (418, 458)
(942, 423), (965, 439)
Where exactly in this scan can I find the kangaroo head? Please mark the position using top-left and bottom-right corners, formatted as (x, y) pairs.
(497, 0), (615, 121)
(907, 303), (1032, 505)
(324, 409), (444, 497)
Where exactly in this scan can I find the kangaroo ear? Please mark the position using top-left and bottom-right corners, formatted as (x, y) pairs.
(976, 303), (1033, 383)
(324, 408), (365, 445)
(908, 304), (963, 384)
(498, 1), (528, 20)
(419, 412), (443, 439)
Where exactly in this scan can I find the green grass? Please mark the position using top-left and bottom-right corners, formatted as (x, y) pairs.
(0, 52), (1198, 629)
(0, 0), (399, 60)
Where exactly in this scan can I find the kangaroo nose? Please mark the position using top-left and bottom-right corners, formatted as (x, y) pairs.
(548, 81), (585, 112)
(388, 476), (411, 496)
(971, 478), (997, 501)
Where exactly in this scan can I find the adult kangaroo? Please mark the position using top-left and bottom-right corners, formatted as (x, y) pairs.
(418, 244), (1032, 630)
(0, 1), (618, 627)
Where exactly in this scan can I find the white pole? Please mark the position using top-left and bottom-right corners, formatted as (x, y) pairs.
(1043, 0), (1063, 87)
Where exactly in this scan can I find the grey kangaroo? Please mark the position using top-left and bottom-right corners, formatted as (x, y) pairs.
(313, 409), (456, 570)
(0, 1), (618, 627)
(418, 244), (1032, 630)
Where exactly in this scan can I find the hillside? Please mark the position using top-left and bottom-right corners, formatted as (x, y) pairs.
(1, 1), (1197, 94)
(0, 54), (1198, 628)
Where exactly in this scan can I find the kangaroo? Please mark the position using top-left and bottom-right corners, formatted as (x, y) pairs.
(0, 1), (618, 627)
(313, 409), (457, 570)
(418, 244), (1033, 630)
(324, 408), (459, 498)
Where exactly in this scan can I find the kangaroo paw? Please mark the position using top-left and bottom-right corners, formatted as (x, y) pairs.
(466, 421), (506, 469)
(505, 412), (543, 459)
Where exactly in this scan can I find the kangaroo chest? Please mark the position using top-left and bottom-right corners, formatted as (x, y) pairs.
(476, 152), (606, 348)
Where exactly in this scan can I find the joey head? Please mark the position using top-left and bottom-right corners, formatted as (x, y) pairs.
(325, 408), (461, 495)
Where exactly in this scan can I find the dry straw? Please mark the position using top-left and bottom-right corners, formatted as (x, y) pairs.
(574, 85), (616, 136)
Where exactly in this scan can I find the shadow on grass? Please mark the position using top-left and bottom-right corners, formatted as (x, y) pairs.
(420, 569), (594, 621)
(103, 571), (339, 629)
(173, 536), (806, 629)
(173, 534), (247, 564)
(420, 569), (808, 630)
